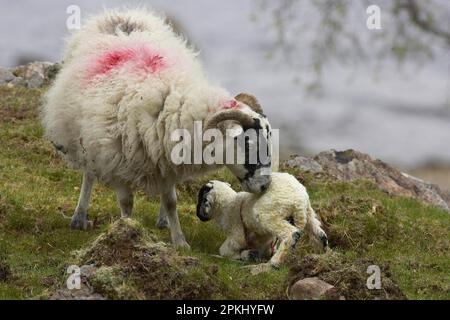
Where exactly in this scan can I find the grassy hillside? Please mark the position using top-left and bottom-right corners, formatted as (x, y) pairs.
(0, 86), (448, 299)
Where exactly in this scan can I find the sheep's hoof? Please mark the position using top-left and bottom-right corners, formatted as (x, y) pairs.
(173, 237), (191, 250)
(70, 214), (91, 230)
(156, 217), (169, 229)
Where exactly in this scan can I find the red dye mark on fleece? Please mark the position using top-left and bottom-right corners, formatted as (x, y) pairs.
(87, 44), (166, 79)
(223, 99), (239, 109)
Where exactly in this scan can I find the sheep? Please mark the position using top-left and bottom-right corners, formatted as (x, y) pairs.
(41, 7), (273, 248)
(196, 172), (328, 271)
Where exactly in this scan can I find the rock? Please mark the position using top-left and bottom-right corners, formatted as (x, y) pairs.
(289, 277), (338, 300)
(1, 61), (61, 88)
(6, 77), (27, 87)
(0, 67), (15, 84)
(285, 149), (450, 212)
(27, 72), (44, 89)
(27, 71), (44, 88)
(288, 253), (407, 300)
(80, 264), (97, 278)
(285, 155), (323, 173)
(22, 62), (53, 88)
(49, 264), (105, 300)
(50, 287), (106, 300)
(402, 173), (450, 211)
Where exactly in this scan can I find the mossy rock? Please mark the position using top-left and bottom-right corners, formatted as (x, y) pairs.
(288, 252), (406, 300)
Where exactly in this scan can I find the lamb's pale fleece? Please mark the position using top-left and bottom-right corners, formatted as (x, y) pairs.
(197, 172), (328, 270)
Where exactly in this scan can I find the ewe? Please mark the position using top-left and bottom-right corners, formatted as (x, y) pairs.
(42, 8), (273, 247)
(196, 173), (328, 269)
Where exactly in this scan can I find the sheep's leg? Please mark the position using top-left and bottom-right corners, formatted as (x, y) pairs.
(161, 185), (189, 248)
(70, 172), (95, 230)
(156, 199), (169, 229)
(114, 184), (133, 218)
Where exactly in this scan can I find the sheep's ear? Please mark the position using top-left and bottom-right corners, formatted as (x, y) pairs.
(219, 120), (243, 138)
(235, 93), (264, 114)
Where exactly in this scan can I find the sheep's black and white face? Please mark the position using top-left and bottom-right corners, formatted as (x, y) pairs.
(226, 113), (273, 194)
(205, 93), (273, 194)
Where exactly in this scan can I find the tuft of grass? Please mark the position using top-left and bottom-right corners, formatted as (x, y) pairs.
(0, 86), (448, 299)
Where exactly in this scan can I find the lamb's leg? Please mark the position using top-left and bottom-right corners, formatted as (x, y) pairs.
(156, 199), (169, 229)
(161, 185), (189, 248)
(240, 249), (263, 262)
(114, 184), (133, 218)
(70, 172), (95, 230)
(261, 218), (301, 268)
(219, 236), (246, 260)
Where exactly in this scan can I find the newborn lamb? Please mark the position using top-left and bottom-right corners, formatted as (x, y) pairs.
(196, 172), (328, 269)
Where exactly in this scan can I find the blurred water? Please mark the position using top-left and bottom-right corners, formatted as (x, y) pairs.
(0, 0), (449, 167)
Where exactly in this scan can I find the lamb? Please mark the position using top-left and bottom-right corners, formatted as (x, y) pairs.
(196, 172), (328, 270)
(41, 7), (273, 248)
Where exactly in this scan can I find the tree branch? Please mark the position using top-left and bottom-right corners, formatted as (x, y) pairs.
(399, 0), (450, 44)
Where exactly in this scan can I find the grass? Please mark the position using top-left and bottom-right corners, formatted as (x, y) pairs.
(0, 86), (449, 299)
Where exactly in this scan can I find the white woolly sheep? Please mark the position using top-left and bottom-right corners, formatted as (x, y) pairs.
(196, 172), (328, 270)
(41, 8), (273, 248)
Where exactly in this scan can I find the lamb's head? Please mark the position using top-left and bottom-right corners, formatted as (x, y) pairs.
(205, 93), (273, 194)
(196, 180), (236, 222)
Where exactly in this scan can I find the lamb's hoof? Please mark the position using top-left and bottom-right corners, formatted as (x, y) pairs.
(156, 217), (169, 229)
(241, 250), (262, 262)
(244, 263), (272, 275)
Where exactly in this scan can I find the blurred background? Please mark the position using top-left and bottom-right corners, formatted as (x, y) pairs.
(0, 0), (449, 189)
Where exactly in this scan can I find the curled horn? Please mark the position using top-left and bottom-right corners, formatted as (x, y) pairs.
(235, 93), (264, 114)
(204, 109), (254, 132)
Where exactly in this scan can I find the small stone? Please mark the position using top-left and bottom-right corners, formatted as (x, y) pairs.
(27, 72), (45, 88)
(7, 76), (27, 87)
(0, 67), (15, 85)
(80, 264), (97, 278)
(290, 277), (336, 300)
(11, 62), (55, 88)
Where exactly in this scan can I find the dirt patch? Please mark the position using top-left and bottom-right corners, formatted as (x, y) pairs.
(0, 194), (13, 225)
(288, 252), (406, 300)
(52, 219), (222, 300)
(314, 195), (398, 251)
(0, 86), (42, 122)
(0, 255), (12, 282)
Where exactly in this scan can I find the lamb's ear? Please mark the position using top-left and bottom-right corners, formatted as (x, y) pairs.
(219, 120), (243, 138)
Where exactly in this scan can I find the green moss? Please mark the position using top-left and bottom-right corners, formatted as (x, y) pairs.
(90, 266), (140, 300)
